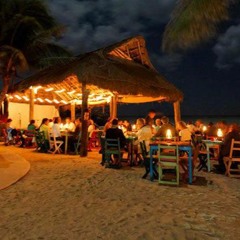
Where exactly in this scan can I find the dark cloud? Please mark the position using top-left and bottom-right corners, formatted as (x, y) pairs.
(213, 24), (240, 69)
(47, 0), (176, 53)
(150, 53), (182, 72)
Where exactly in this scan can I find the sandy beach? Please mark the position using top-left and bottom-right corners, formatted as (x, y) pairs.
(0, 144), (240, 240)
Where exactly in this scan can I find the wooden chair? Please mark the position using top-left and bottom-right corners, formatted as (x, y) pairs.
(158, 144), (180, 185)
(104, 138), (123, 167)
(49, 133), (64, 154)
(140, 141), (158, 179)
(223, 139), (240, 177)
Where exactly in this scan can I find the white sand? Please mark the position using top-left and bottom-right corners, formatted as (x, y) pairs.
(0, 144), (240, 240)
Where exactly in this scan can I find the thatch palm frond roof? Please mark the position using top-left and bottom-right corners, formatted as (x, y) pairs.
(9, 36), (183, 105)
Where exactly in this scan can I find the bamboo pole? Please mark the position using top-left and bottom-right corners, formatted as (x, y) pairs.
(173, 101), (181, 126)
(29, 88), (35, 121)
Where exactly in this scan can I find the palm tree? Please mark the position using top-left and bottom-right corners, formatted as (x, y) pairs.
(0, 0), (71, 110)
(162, 0), (237, 53)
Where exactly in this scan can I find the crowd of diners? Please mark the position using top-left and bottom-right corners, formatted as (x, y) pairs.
(1, 116), (98, 154)
(101, 110), (240, 176)
(1, 109), (240, 176)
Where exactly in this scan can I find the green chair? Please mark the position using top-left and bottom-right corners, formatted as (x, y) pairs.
(104, 138), (122, 167)
(35, 131), (49, 153)
(158, 144), (180, 185)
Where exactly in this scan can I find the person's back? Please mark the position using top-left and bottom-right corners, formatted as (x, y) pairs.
(217, 123), (240, 173)
(27, 120), (37, 131)
(106, 119), (126, 148)
(155, 116), (177, 138)
(178, 121), (192, 141)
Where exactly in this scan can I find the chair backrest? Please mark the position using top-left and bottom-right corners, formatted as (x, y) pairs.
(105, 138), (121, 152)
(158, 144), (179, 163)
(229, 139), (240, 159)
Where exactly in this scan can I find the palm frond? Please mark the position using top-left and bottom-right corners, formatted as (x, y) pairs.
(162, 0), (236, 52)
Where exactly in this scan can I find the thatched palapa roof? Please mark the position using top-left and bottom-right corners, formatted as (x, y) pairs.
(9, 35), (183, 105)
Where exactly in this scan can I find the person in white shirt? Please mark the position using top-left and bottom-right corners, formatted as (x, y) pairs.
(135, 118), (153, 152)
(51, 117), (62, 138)
(177, 121), (192, 141)
(63, 117), (75, 132)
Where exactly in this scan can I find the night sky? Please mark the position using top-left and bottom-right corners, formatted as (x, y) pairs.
(47, 0), (240, 117)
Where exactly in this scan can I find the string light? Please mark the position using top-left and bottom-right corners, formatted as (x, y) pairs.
(45, 88), (54, 92)
(55, 89), (65, 93)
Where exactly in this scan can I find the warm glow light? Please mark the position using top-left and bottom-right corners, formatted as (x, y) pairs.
(60, 123), (63, 129)
(60, 100), (68, 104)
(55, 89), (65, 93)
(37, 98), (44, 103)
(45, 98), (52, 103)
(15, 95), (22, 100)
(23, 96), (29, 101)
(53, 99), (60, 103)
(166, 129), (172, 139)
(132, 124), (136, 130)
(95, 96), (103, 101)
(217, 128), (223, 137)
(202, 126), (207, 132)
(67, 90), (76, 94)
(45, 88), (54, 92)
(106, 96), (111, 103)
(9, 96), (13, 99)
(33, 86), (42, 94)
(76, 93), (82, 96)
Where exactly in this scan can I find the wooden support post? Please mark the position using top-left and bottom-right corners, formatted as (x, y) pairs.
(173, 101), (181, 126)
(80, 82), (90, 157)
(70, 102), (75, 121)
(29, 88), (35, 121)
(110, 94), (118, 119)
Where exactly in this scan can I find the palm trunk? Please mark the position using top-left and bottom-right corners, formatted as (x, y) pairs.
(0, 75), (10, 110)
(80, 82), (90, 157)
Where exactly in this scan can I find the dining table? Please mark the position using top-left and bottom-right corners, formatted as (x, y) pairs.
(61, 131), (74, 154)
(149, 140), (193, 184)
(202, 139), (223, 172)
(126, 134), (137, 166)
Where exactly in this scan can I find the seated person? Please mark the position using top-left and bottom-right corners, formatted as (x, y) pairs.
(38, 118), (50, 151)
(103, 117), (113, 135)
(4, 118), (18, 145)
(88, 119), (96, 136)
(135, 117), (153, 152)
(27, 119), (37, 131)
(216, 123), (240, 173)
(177, 121), (192, 142)
(154, 116), (177, 139)
(133, 117), (153, 165)
(105, 118), (126, 165)
(68, 118), (82, 153)
(153, 118), (162, 134)
(63, 117), (75, 132)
